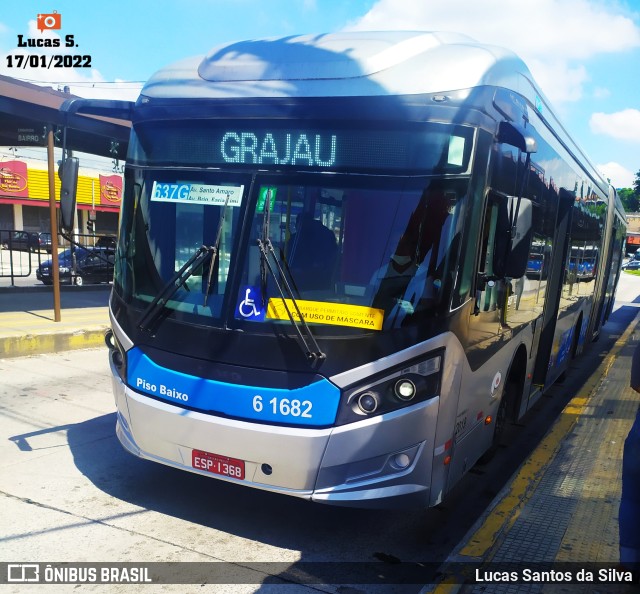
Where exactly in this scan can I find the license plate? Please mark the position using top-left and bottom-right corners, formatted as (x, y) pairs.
(192, 449), (245, 480)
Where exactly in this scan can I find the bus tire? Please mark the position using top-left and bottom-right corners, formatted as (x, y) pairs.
(478, 351), (525, 464)
(478, 391), (510, 464)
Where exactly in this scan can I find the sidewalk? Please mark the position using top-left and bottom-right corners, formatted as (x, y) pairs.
(424, 274), (640, 594)
(0, 283), (110, 358)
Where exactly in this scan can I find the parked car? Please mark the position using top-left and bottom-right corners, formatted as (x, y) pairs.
(1, 231), (52, 253)
(95, 235), (117, 249)
(622, 260), (640, 271)
(36, 246), (115, 286)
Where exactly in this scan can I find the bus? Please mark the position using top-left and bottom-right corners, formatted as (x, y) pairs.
(60, 31), (626, 508)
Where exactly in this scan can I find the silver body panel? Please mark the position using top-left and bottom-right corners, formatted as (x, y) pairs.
(112, 355), (440, 506)
(143, 31), (530, 101)
(109, 311), (527, 507)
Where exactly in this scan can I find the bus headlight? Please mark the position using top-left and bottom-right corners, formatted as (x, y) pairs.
(357, 391), (379, 413)
(335, 350), (443, 426)
(394, 379), (416, 401)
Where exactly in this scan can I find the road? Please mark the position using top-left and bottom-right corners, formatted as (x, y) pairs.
(1, 275), (639, 593)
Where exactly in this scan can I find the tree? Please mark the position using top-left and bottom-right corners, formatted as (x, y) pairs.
(635, 169), (640, 195)
(619, 188), (639, 213)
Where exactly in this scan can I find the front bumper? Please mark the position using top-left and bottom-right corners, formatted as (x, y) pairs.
(111, 362), (439, 508)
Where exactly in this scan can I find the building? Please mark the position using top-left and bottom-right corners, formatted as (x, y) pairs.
(0, 150), (121, 235)
(626, 212), (640, 253)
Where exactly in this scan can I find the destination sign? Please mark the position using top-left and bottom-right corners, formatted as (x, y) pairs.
(221, 131), (337, 167)
(150, 182), (244, 206)
(131, 120), (473, 173)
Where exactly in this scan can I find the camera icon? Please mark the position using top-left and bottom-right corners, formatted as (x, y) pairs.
(37, 11), (61, 32)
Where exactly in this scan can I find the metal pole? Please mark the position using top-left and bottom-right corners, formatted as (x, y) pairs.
(47, 126), (61, 322)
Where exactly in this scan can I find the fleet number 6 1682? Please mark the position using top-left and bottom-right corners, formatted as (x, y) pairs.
(252, 395), (313, 418)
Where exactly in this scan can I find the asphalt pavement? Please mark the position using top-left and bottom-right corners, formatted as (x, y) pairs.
(1, 272), (640, 592)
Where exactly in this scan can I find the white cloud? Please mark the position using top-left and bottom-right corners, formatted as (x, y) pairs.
(590, 109), (640, 141)
(593, 87), (611, 99)
(526, 59), (589, 104)
(597, 161), (636, 188)
(345, 0), (640, 104)
(0, 19), (142, 101)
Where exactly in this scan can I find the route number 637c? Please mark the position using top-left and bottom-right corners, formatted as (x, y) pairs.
(252, 395), (313, 418)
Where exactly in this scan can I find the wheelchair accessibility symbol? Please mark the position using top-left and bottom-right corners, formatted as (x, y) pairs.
(236, 286), (265, 321)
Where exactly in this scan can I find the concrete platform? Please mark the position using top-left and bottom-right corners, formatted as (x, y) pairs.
(0, 284), (110, 358)
(424, 273), (640, 593)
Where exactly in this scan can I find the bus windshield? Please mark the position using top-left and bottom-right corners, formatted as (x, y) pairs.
(115, 170), (469, 334)
(115, 117), (474, 335)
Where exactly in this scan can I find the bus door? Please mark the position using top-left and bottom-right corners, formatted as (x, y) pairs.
(531, 188), (575, 390)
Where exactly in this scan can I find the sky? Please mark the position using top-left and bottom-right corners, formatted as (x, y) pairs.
(1, 0), (639, 188)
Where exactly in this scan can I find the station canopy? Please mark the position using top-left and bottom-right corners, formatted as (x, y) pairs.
(0, 74), (130, 159)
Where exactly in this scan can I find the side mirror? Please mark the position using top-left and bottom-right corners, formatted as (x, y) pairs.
(59, 157), (79, 233)
(497, 121), (537, 154)
(504, 197), (533, 278)
(492, 196), (533, 279)
(492, 199), (511, 278)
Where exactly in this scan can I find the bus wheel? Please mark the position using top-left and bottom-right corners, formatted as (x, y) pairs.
(74, 275), (84, 287)
(479, 369), (519, 464)
(492, 391), (509, 448)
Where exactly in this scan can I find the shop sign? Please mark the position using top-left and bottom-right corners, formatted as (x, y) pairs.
(99, 174), (122, 203)
(0, 160), (29, 197)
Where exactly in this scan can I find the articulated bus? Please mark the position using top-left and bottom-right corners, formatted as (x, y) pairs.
(62, 31), (626, 508)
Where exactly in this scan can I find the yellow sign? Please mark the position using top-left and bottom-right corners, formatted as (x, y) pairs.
(266, 299), (384, 331)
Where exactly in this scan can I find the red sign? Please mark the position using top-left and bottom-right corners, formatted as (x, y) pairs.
(99, 174), (122, 204)
(0, 161), (29, 197)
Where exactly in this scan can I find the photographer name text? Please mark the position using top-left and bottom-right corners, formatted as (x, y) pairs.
(476, 567), (635, 584)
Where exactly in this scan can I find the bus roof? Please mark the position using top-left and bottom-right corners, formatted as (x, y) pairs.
(141, 31), (536, 101)
(139, 31), (610, 194)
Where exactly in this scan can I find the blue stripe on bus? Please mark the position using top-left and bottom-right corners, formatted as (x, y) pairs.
(126, 347), (340, 426)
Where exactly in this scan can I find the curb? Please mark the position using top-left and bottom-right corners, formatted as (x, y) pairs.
(0, 326), (109, 358)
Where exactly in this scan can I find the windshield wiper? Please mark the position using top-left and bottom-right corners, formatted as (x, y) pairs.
(138, 193), (231, 333)
(257, 189), (325, 363)
(203, 193), (231, 307)
(137, 245), (213, 334)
